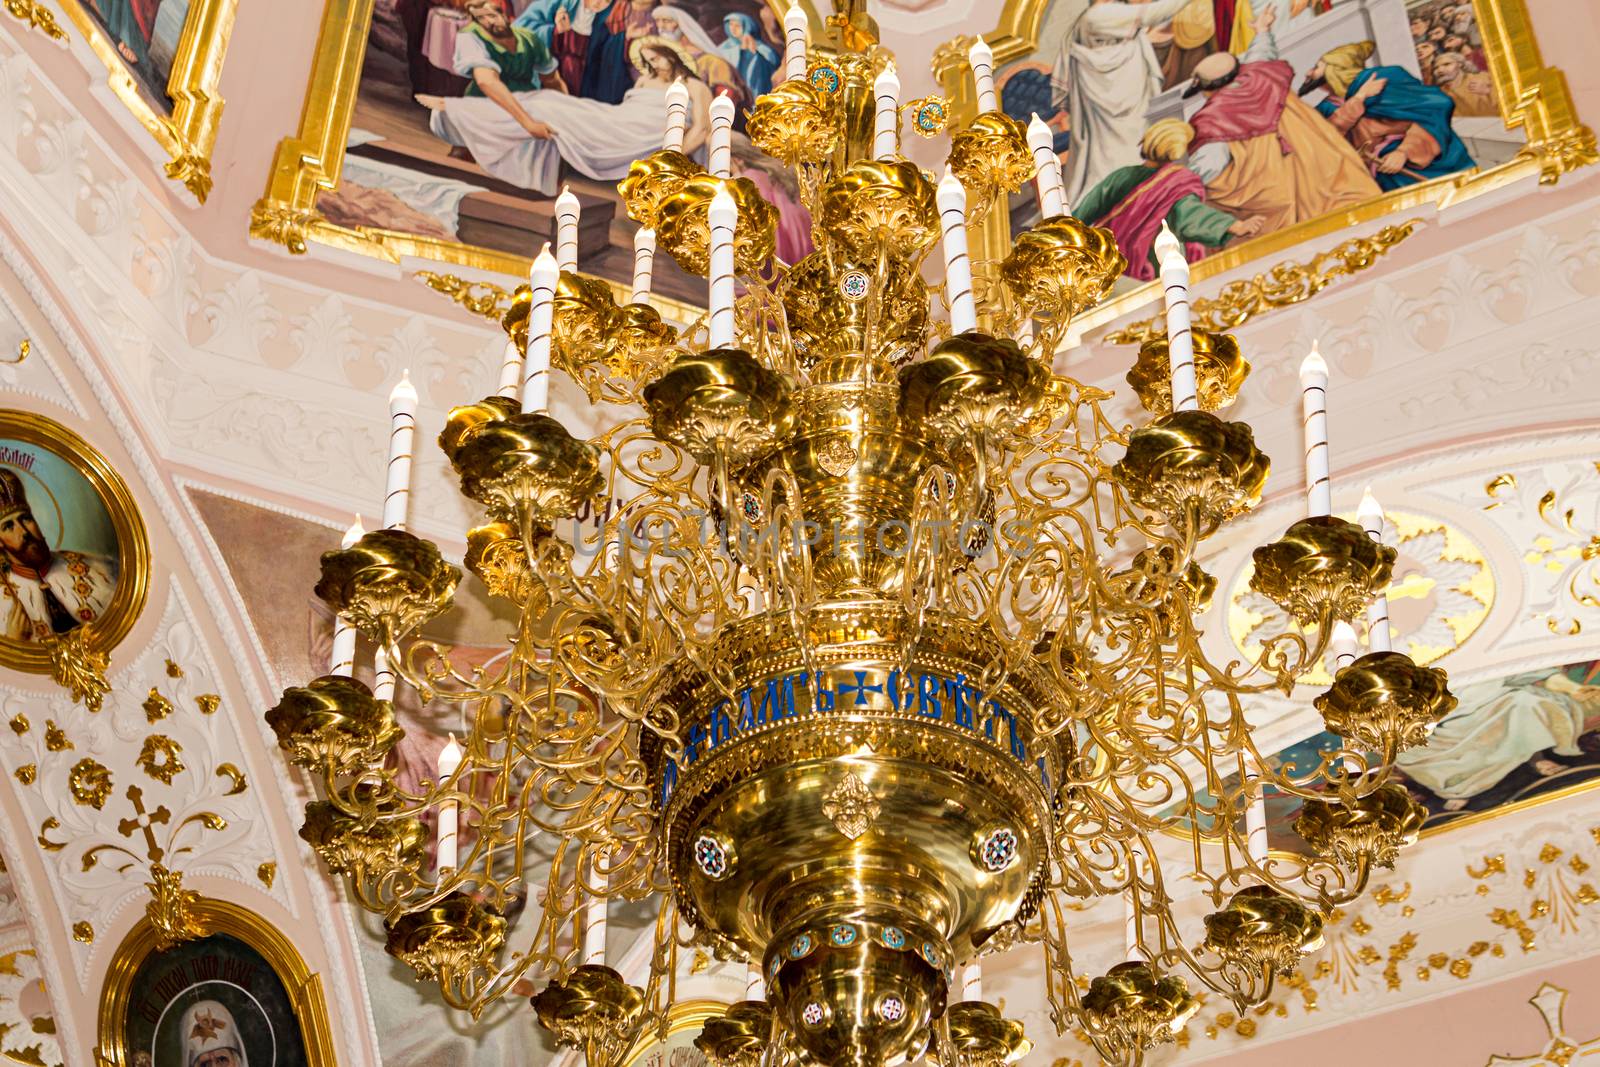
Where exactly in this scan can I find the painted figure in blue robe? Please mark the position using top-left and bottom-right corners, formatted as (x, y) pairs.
(577, 0), (644, 104)
(1299, 41), (1475, 192)
(718, 11), (780, 98)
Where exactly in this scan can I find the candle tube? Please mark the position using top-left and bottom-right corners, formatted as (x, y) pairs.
(328, 516), (364, 677)
(383, 371), (417, 532)
(1154, 223), (1198, 412)
(1027, 113), (1066, 219)
(784, 0), (808, 82)
(583, 892), (608, 966)
(959, 963), (982, 1002)
(1301, 343), (1332, 517)
(664, 78), (690, 152)
(1359, 489), (1393, 653)
(709, 92), (735, 178)
(937, 168), (977, 335)
(746, 964), (765, 1000)
(1328, 619), (1358, 674)
(436, 733), (462, 873)
(969, 38), (997, 114)
(873, 64), (900, 160)
(522, 244), (559, 414)
(708, 185), (738, 348)
(555, 186), (580, 273)
(1244, 759), (1268, 864)
(631, 227), (656, 304)
(496, 333), (522, 399)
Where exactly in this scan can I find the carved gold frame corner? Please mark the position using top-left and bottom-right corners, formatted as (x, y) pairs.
(962, 0), (1596, 339)
(253, 0), (809, 320)
(95, 898), (338, 1067)
(52, 0), (238, 202)
(0, 410), (150, 680)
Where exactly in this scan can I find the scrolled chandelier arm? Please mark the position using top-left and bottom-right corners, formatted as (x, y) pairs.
(265, 4), (1457, 1064)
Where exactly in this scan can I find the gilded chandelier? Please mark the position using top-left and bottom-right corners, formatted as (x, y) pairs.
(266, 3), (1456, 1065)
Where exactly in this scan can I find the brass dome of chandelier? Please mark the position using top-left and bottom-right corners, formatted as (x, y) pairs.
(266, 3), (1456, 1065)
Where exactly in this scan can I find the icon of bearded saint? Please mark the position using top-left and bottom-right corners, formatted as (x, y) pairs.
(0, 467), (117, 643)
(179, 1000), (249, 1067)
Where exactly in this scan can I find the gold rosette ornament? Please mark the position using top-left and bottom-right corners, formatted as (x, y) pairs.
(898, 332), (1048, 444)
(939, 1001), (1033, 1067)
(1001, 215), (1126, 326)
(746, 78), (841, 166)
(1292, 781), (1427, 870)
(385, 890), (509, 983)
(946, 112), (1034, 210)
(1081, 962), (1199, 1054)
(643, 348), (794, 466)
(1250, 515), (1397, 625)
(314, 528), (460, 641)
(657, 174), (779, 277)
(1127, 330), (1250, 414)
(1113, 410), (1270, 534)
(1316, 651), (1457, 753)
(532, 964), (646, 1065)
(1202, 885), (1327, 977)
(817, 159), (940, 260)
(266, 674), (404, 776)
(695, 1000), (775, 1067)
(617, 148), (704, 228)
(439, 403), (604, 525)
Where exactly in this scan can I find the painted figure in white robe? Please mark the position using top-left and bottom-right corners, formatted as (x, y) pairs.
(1395, 669), (1600, 809)
(1053, 0), (1195, 209)
(0, 468), (118, 644)
(419, 35), (712, 196)
(179, 1000), (248, 1067)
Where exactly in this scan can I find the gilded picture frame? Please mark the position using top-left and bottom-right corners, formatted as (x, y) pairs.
(95, 898), (338, 1067)
(0, 410), (149, 678)
(251, 0), (825, 312)
(937, 0), (1596, 337)
(51, 0), (239, 202)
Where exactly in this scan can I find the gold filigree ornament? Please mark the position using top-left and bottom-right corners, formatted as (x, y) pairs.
(1202, 885), (1327, 978)
(315, 528), (460, 642)
(439, 398), (604, 525)
(266, 674), (404, 777)
(694, 1000), (774, 1067)
(657, 175), (780, 278)
(145, 863), (206, 950)
(43, 625), (111, 712)
(946, 112), (1034, 216)
(1292, 782), (1427, 871)
(1000, 215), (1126, 329)
(385, 891), (509, 984)
(298, 797), (427, 882)
(898, 332), (1048, 444)
(416, 272), (513, 322)
(531, 964), (645, 1065)
(68, 758), (114, 809)
(1081, 962), (1200, 1056)
(817, 160), (941, 261)
(1315, 651), (1457, 754)
(465, 521), (533, 603)
(1126, 331), (1250, 415)
(549, 270), (623, 375)
(1250, 516), (1397, 626)
(617, 149), (705, 228)
(746, 79), (842, 167)
(1113, 410), (1270, 535)
(3, 0), (68, 41)
(940, 1001), (1033, 1067)
(820, 770), (881, 840)
(643, 348), (795, 467)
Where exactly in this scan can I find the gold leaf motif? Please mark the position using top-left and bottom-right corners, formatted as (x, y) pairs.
(2, 0), (68, 42)
(43, 720), (71, 751)
(820, 770), (881, 840)
(14, 763), (35, 785)
(37, 817), (65, 851)
(215, 763), (248, 796)
(194, 693), (221, 715)
(67, 758), (113, 809)
(42, 626), (109, 712)
(248, 198), (320, 256)
(816, 437), (859, 477)
(145, 864), (205, 950)
(257, 862), (276, 888)
(137, 735), (185, 784)
(165, 659), (184, 678)
(8, 713), (27, 734)
(72, 922), (93, 944)
(143, 688), (174, 723)
(414, 271), (513, 322)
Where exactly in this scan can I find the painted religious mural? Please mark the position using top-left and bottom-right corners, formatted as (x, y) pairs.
(73, 0), (195, 109)
(316, 0), (813, 304)
(996, 0), (1523, 282)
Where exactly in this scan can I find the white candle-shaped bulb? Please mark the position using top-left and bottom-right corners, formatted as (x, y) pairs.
(1027, 113), (1066, 219)
(664, 78), (690, 152)
(709, 92), (735, 178)
(960, 963), (982, 1002)
(783, 0), (808, 82)
(631, 226), (657, 304)
(937, 168), (977, 335)
(436, 734), (463, 872)
(969, 37), (997, 114)
(1360, 488), (1393, 653)
(1301, 343), (1332, 517)
(1244, 759), (1269, 864)
(708, 185), (738, 349)
(1329, 619), (1359, 673)
(873, 64), (900, 160)
(328, 515), (364, 677)
(1155, 222), (1198, 412)
(555, 186), (580, 273)
(383, 371), (418, 532)
(583, 891), (608, 965)
(746, 964), (766, 1000)
(522, 244), (559, 414)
